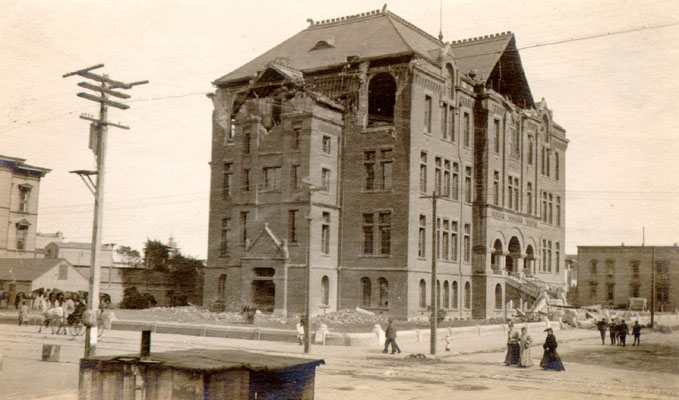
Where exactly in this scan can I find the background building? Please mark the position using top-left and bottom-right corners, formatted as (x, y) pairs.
(204, 7), (567, 319)
(0, 155), (50, 258)
(576, 245), (678, 312)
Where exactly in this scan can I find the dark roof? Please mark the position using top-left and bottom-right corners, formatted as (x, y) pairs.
(85, 349), (325, 371)
(214, 9), (444, 85)
(0, 258), (68, 281)
(450, 32), (513, 79)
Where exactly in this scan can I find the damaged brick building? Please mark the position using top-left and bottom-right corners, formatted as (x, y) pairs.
(204, 7), (568, 320)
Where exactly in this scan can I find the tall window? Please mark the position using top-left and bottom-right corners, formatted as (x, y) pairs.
(217, 274), (227, 301)
(541, 146), (546, 175)
(631, 261), (640, 278)
(418, 215), (426, 258)
(361, 278), (371, 307)
(513, 178), (520, 211)
(555, 242), (560, 273)
(381, 150), (393, 190)
(240, 212), (248, 246)
(321, 212), (330, 254)
(441, 219), (449, 260)
(548, 194), (553, 224)
(378, 278), (388, 307)
(243, 131), (251, 154)
(449, 106), (456, 142)
(555, 152), (560, 180)
(379, 212), (391, 255)
(495, 284), (503, 309)
(424, 95), (432, 133)
(494, 119), (501, 153)
(322, 136), (331, 154)
(590, 260), (598, 274)
(527, 135), (534, 165)
(435, 157), (442, 195)
(292, 126), (301, 150)
(16, 226), (28, 251)
(443, 160), (451, 197)
(464, 282), (471, 309)
(464, 166), (472, 203)
(223, 163), (233, 198)
(242, 169), (250, 192)
(452, 281), (459, 308)
(546, 149), (551, 177)
(220, 218), (231, 255)
(263, 166), (281, 191)
(321, 276), (330, 306)
(362, 214), (374, 255)
(452, 163), (459, 200)
(512, 127), (520, 158)
(420, 152), (427, 192)
(367, 73), (396, 127)
(364, 151), (376, 190)
(542, 240), (547, 272)
(556, 197), (561, 227)
(527, 183), (533, 214)
(288, 210), (298, 243)
(542, 192), (548, 222)
(291, 165), (301, 189)
(463, 112), (471, 147)
(463, 224), (471, 263)
(493, 171), (500, 206)
(446, 64), (455, 98)
(321, 168), (331, 191)
(443, 281), (450, 309)
(548, 241), (552, 272)
(507, 176), (514, 209)
(607, 283), (615, 302)
(441, 104), (449, 140)
(18, 185), (31, 213)
(451, 221), (458, 261)
(419, 279), (427, 308)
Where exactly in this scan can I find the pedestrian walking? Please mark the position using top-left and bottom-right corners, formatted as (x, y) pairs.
(504, 321), (516, 365)
(609, 321), (617, 345)
(618, 320), (628, 347)
(540, 328), (565, 371)
(383, 319), (401, 354)
(18, 301), (30, 326)
(296, 317), (305, 345)
(632, 321), (641, 346)
(445, 334), (453, 352)
(596, 319), (609, 345)
(519, 326), (533, 368)
(505, 331), (521, 366)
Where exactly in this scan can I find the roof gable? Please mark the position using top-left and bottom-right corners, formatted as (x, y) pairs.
(0, 258), (71, 281)
(245, 224), (288, 259)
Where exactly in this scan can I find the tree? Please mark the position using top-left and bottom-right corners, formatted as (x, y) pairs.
(143, 239), (170, 271)
(116, 245), (141, 268)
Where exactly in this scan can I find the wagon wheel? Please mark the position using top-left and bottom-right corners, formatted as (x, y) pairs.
(70, 322), (84, 336)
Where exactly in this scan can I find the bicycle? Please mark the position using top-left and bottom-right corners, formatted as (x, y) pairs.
(68, 311), (105, 337)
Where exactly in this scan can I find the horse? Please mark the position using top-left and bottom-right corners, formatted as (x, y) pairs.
(39, 306), (66, 335)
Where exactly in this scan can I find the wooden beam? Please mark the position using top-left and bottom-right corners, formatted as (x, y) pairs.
(77, 82), (131, 99)
(77, 92), (130, 110)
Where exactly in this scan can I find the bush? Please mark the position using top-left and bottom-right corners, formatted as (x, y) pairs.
(120, 287), (157, 309)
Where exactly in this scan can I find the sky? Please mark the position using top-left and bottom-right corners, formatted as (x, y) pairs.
(1, 0), (678, 258)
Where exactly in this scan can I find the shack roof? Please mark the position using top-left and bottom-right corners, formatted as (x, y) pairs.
(86, 349), (325, 372)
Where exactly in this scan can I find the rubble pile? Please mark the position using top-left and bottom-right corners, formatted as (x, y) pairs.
(312, 308), (388, 327)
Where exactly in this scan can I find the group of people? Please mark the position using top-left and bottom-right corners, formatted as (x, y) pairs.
(597, 319), (642, 346)
(504, 321), (565, 371)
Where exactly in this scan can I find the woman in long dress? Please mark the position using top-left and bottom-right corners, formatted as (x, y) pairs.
(519, 326), (533, 367)
(540, 328), (565, 371)
(504, 321), (517, 365)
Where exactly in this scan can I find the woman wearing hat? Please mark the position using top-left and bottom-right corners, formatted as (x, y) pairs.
(540, 327), (565, 371)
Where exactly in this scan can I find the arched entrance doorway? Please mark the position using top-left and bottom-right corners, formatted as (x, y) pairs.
(506, 237), (521, 276)
(491, 239), (503, 273)
(525, 245), (535, 276)
(251, 268), (276, 313)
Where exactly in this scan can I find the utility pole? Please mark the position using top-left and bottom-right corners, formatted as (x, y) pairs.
(302, 178), (323, 354)
(421, 190), (440, 355)
(63, 64), (147, 358)
(651, 246), (655, 327)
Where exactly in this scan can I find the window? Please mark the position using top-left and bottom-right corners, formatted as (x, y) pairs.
(419, 279), (427, 308)
(542, 192), (548, 223)
(243, 131), (251, 154)
(223, 163), (233, 198)
(546, 149), (551, 177)
(271, 97), (281, 125)
(589, 282), (597, 300)
(590, 260), (598, 274)
(288, 210), (298, 243)
(362, 214), (374, 255)
(217, 274), (227, 301)
(527, 183), (533, 214)
(291, 165), (301, 189)
(555, 242), (560, 273)
(446, 64), (455, 98)
(443, 160), (451, 197)
(15, 225), (27, 250)
(378, 278), (388, 307)
(607, 283), (615, 302)
(452, 281), (459, 309)
(437, 280), (441, 308)
(463, 112), (471, 147)
(263, 167), (281, 191)
(435, 157), (442, 195)
(451, 221), (458, 261)
(367, 73), (396, 127)
(630, 283), (640, 297)
(321, 212), (330, 254)
(493, 171), (500, 206)
(240, 212), (248, 246)
(441, 104), (449, 140)
(420, 152), (427, 193)
(507, 176), (513, 209)
(220, 218), (231, 255)
(514, 178), (520, 211)
(512, 126), (520, 158)
(555, 152), (560, 180)
(436, 218), (441, 258)
(364, 151), (376, 190)
(541, 146), (546, 175)
(443, 281), (450, 309)
(381, 150), (393, 190)
(463, 224), (471, 263)
(242, 169), (250, 192)
(58, 264), (68, 280)
(464, 282), (471, 309)
(321, 276), (330, 306)
(548, 193), (553, 224)
(494, 119), (501, 153)
(227, 117), (236, 142)
(418, 215), (426, 258)
(18, 185), (31, 213)
(322, 136), (331, 154)
(321, 168), (331, 191)
(606, 260), (615, 277)
(542, 240), (547, 272)
(361, 277), (372, 307)
(464, 166), (472, 203)
(631, 261), (640, 278)
(441, 219), (449, 260)
(495, 284), (503, 309)
(292, 126), (301, 150)
(379, 212), (391, 255)
(452, 163), (459, 200)
(424, 95), (432, 133)
(548, 241), (553, 272)
(556, 197), (561, 227)
(449, 106), (456, 142)
(527, 135), (534, 165)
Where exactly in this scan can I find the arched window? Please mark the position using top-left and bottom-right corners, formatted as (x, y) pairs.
(443, 281), (450, 309)
(452, 281), (458, 309)
(217, 274), (227, 302)
(361, 277), (371, 307)
(368, 73), (396, 127)
(495, 284), (503, 309)
(321, 276), (330, 306)
(419, 279), (427, 308)
(446, 64), (455, 99)
(491, 239), (503, 271)
(378, 278), (389, 307)
(436, 280), (441, 309)
(464, 282), (471, 309)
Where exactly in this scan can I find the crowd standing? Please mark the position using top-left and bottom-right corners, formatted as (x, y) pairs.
(597, 318), (642, 346)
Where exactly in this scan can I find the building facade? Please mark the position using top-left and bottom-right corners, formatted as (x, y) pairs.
(0, 155), (50, 258)
(576, 246), (679, 312)
(204, 8), (568, 319)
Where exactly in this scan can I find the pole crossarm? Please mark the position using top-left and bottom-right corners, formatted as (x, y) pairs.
(80, 114), (130, 130)
(77, 92), (130, 110)
(77, 82), (131, 99)
(62, 64), (104, 78)
(69, 170), (98, 196)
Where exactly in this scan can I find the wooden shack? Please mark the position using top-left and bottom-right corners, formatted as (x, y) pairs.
(79, 349), (325, 400)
